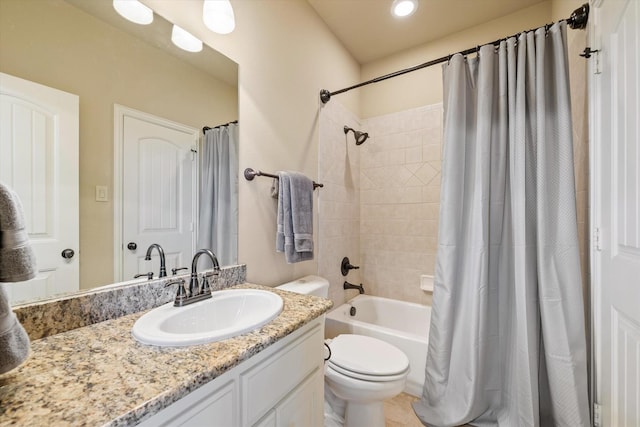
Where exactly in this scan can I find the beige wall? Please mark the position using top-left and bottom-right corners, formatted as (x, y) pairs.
(0, 0), (238, 289)
(144, 0), (361, 287)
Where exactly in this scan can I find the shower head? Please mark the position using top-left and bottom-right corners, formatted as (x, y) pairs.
(344, 125), (369, 145)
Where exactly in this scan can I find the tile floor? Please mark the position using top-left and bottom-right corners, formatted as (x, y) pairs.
(385, 393), (424, 426)
(385, 393), (472, 427)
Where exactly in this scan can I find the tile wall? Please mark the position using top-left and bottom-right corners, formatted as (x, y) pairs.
(359, 104), (443, 305)
(318, 101), (362, 306)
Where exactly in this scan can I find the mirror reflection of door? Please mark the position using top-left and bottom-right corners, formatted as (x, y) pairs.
(115, 106), (198, 281)
(0, 72), (79, 303)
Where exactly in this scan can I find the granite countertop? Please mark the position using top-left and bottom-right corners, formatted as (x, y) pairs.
(0, 284), (333, 426)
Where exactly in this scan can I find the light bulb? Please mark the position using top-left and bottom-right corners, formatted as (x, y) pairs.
(203, 0), (235, 35)
(391, 0), (418, 18)
(112, 0), (153, 25)
(171, 25), (203, 52)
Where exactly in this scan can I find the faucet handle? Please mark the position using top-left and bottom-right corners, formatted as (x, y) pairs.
(134, 272), (154, 280)
(171, 267), (188, 276)
(201, 270), (220, 294)
(165, 278), (188, 306)
(200, 274), (212, 295)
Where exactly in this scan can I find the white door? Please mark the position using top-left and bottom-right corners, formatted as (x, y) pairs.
(0, 72), (79, 303)
(115, 106), (197, 281)
(592, 0), (640, 425)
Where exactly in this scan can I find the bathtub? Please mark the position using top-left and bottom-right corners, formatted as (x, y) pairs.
(325, 294), (430, 397)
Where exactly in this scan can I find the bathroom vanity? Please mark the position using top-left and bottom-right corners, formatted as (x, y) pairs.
(0, 282), (332, 426)
(138, 317), (324, 426)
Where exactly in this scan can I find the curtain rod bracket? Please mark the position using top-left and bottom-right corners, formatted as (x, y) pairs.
(320, 89), (331, 104)
(567, 3), (589, 30)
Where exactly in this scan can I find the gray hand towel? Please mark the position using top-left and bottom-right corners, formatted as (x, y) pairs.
(0, 182), (37, 282)
(276, 172), (314, 263)
(0, 284), (30, 374)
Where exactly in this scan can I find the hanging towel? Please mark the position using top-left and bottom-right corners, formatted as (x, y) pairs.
(270, 178), (279, 199)
(276, 171), (314, 263)
(0, 183), (37, 282)
(0, 284), (30, 374)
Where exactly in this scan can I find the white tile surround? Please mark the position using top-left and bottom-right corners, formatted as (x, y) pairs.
(360, 105), (443, 306)
(318, 101), (362, 305)
(318, 101), (442, 306)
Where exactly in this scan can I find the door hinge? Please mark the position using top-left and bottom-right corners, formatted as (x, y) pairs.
(593, 403), (602, 427)
(593, 227), (602, 251)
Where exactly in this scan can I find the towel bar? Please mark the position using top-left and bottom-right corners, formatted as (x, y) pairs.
(244, 168), (323, 190)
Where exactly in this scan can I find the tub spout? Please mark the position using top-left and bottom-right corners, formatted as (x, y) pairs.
(343, 281), (364, 294)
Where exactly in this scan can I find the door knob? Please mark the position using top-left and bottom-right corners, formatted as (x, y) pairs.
(61, 248), (75, 259)
(127, 242), (137, 250)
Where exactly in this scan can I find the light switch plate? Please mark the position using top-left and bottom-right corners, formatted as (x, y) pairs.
(95, 185), (108, 202)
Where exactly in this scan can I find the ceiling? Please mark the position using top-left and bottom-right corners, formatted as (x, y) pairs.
(307, 0), (547, 64)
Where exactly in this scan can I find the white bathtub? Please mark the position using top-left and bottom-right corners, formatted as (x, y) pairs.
(325, 294), (430, 397)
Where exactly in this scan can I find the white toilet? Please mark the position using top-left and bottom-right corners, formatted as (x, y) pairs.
(276, 276), (410, 427)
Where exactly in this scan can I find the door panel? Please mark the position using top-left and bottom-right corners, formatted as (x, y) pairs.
(120, 112), (197, 280)
(0, 72), (79, 302)
(592, 0), (640, 425)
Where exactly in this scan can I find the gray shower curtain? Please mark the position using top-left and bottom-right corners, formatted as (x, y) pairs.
(413, 22), (590, 426)
(198, 123), (238, 267)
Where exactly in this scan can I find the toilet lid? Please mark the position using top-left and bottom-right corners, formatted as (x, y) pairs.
(327, 334), (409, 378)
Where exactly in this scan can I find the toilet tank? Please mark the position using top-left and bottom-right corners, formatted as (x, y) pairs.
(276, 275), (329, 298)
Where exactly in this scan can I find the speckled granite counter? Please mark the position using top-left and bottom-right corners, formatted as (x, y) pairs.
(0, 284), (332, 426)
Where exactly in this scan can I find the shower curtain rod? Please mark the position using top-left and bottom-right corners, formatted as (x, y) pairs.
(203, 120), (238, 133)
(319, 3), (589, 104)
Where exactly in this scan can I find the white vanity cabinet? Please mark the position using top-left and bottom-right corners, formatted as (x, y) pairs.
(138, 317), (324, 427)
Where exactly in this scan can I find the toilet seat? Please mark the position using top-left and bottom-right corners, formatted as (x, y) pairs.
(327, 335), (409, 382)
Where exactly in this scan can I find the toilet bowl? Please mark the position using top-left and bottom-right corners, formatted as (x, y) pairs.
(325, 334), (409, 427)
(276, 276), (410, 427)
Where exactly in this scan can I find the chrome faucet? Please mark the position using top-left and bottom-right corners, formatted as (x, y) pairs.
(145, 244), (167, 278)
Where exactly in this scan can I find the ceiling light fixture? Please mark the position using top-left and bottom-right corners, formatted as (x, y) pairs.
(203, 0), (236, 35)
(112, 0), (153, 25)
(171, 25), (203, 52)
(391, 0), (418, 18)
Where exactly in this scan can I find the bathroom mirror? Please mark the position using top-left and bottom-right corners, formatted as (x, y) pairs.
(0, 0), (239, 304)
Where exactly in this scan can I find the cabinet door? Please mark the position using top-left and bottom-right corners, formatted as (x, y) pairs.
(241, 325), (322, 425)
(253, 410), (276, 427)
(138, 380), (236, 427)
(275, 369), (323, 427)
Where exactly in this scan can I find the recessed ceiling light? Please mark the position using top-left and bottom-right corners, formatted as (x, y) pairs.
(112, 0), (153, 25)
(171, 25), (203, 53)
(203, 0), (236, 35)
(391, 0), (418, 18)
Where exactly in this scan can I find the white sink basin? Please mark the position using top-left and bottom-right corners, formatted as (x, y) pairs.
(132, 289), (284, 347)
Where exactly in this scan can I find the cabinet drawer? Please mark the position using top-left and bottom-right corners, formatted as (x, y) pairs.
(241, 323), (322, 425)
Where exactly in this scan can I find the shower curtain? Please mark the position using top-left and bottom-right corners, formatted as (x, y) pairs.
(198, 123), (239, 267)
(413, 22), (590, 426)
